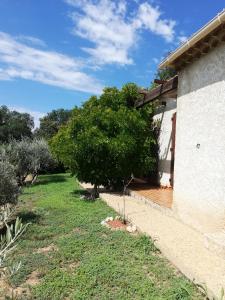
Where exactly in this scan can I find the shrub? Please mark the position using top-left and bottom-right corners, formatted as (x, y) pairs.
(0, 149), (19, 206)
(4, 138), (53, 185)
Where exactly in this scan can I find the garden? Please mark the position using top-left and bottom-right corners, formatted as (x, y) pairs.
(1, 173), (203, 299)
(0, 82), (204, 299)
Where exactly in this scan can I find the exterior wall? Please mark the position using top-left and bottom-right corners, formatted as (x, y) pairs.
(173, 43), (225, 234)
(154, 99), (176, 187)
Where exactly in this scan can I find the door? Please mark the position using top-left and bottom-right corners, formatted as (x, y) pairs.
(170, 112), (176, 187)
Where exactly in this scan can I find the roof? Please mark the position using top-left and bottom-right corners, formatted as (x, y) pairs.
(135, 76), (178, 108)
(159, 9), (225, 70)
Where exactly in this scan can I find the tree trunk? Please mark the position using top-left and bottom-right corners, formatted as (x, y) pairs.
(92, 184), (99, 199)
(31, 173), (38, 184)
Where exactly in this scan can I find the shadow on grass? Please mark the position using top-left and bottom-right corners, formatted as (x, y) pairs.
(34, 174), (67, 186)
(70, 189), (98, 203)
(71, 189), (88, 197)
(18, 210), (41, 223)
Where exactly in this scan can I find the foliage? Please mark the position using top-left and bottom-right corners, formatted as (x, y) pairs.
(0, 217), (28, 273)
(4, 138), (53, 185)
(6, 173), (203, 299)
(0, 207), (28, 299)
(155, 67), (177, 81)
(0, 106), (34, 143)
(149, 67), (177, 90)
(0, 150), (19, 206)
(51, 83), (156, 194)
(34, 108), (72, 140)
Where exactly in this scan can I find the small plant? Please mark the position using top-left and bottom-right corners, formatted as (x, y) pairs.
(122, 175), (134, 224)
(0, 205), (16, 226)
(0, 217), (29, 271)
(0, 216), (29, 298)
(101, 215), (137, 232)
(194, 282), (224, 300)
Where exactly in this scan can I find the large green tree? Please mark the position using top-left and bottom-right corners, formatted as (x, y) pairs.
(51, 83), (156, 197)
(0, 106), (34, 143)
(34, 108), (71, 140)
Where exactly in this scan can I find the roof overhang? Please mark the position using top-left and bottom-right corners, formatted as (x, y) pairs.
(136, 76), (178, 108)
(159, 9), (225, 71)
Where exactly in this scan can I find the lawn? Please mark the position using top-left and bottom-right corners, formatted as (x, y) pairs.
(5, 173), (203, 299)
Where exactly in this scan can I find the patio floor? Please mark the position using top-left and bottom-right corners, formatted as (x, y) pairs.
(129, 182), (173, 209)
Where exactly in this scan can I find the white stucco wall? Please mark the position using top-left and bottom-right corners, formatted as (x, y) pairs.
(154, 99), (176, 187)
(173, 42), (225, 234)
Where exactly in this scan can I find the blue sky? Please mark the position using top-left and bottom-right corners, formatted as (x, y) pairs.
(0, 0), (224, 127)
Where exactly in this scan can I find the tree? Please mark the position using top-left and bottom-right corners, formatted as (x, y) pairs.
(34, 108), (72, 140)
(149, 67), (177, 90)
(0, 149), (19, 206)
(51, 83), (157, 197)
(4, 138), (53, 186)
(0, 106), (34, 143)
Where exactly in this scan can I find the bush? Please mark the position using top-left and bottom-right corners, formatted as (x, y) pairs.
(4, 138), (53, 185)
(0, 149), (19, 206)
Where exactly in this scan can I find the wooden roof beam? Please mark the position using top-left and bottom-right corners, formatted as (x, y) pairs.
(135, 76), (178, 108)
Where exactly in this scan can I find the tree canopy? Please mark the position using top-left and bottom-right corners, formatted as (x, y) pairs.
(0, 106), (34, 143)
(149, 67), (177, 90)
(51, 83), (157, 196)
(3, 138), (53, 186)
(34, 108), (72, 140)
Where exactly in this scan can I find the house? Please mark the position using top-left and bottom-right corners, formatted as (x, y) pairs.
(136, 9), (225, 251)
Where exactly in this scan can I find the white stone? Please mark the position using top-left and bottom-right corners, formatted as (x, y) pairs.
(126, 225), (136, 233)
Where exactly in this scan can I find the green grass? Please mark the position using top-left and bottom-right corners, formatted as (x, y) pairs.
(8, 173), (203, 299)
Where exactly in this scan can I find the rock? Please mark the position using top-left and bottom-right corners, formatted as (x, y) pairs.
(126, 224), (137, 233)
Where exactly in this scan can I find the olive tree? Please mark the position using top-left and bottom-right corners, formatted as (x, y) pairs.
(51, 83), (157, 198)
(5, 138), (53, 185)
(0, 149), (19, 206)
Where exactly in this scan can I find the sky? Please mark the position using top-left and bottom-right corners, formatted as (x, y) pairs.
(0, 0), (224, 127)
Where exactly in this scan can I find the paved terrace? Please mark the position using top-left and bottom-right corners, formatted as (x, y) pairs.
(80, 182), (225, 299)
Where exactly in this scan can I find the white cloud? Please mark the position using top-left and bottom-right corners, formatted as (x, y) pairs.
(177, 35), (188, 44)
(135, 3), (176, 42)
(16, 35), (47, 47)
(8, 106), (46, 128)
(0, 32), (103, 94)
(69, 0), (135, 65)
(65, 0), (176, 65)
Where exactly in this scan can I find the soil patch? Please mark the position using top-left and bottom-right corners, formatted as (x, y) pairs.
(68, 261), (80, 270)
(107, 220), (127, 230)
(25, 270), (40, 286)
(72, 227), (86, 234)
(36, 244), (58, 254)
(0, 270), (41, 299)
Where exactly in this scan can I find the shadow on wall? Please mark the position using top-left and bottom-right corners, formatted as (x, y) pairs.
(154, 103), (173, 183)
(178, 43), (225, 97)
